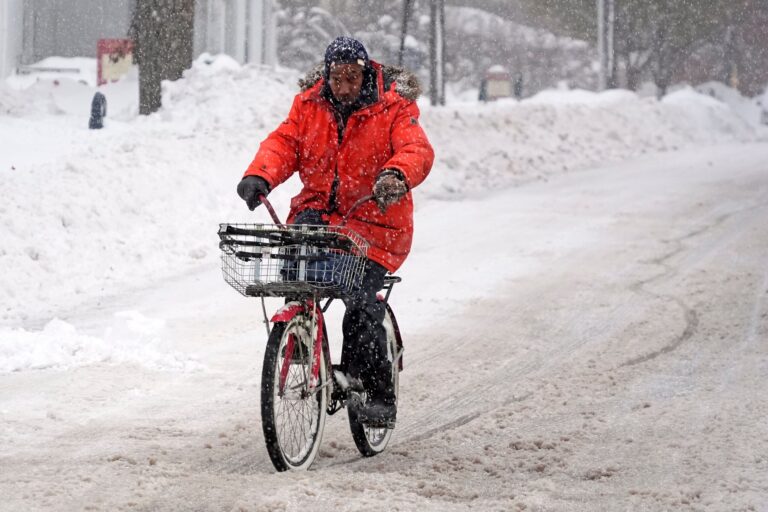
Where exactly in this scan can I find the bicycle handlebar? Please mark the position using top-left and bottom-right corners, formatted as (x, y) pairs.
(257, 194), (284, 228)
(256, 194), (376, 228)
(342, 195), (375, 224)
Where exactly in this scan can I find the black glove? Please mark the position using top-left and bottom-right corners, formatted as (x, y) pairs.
(237, 176), (271, 211)
(373, 169), (408, 212)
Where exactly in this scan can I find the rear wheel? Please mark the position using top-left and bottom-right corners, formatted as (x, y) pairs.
(261, 313), (328, 471)
(348, 308), (400, 456)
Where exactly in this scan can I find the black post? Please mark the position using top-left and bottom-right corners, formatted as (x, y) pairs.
(89, 92), (107, 129)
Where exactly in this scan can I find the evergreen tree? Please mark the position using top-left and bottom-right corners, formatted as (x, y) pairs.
(714, 0), (768, 95)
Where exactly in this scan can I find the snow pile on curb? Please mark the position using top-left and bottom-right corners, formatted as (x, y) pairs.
(0, 312), (201, 373)
(0, 84), (29, 117)
(0, 55), (761, 370)
(1, 56), (300, 327)
(694, 81), (767, 128)
(420, 87), (758, 199)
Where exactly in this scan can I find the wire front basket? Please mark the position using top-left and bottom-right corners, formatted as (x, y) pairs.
(218, 223), (370, 298)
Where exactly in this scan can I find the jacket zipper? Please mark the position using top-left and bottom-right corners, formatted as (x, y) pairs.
(328, 106), (363, 215)
(328, 109), (346, 214)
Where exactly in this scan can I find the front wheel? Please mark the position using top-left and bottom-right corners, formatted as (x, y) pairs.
(348, 307), (400, 456)
(261, 314), (328, 471)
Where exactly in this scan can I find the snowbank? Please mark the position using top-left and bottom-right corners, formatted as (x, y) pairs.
(0, 55), (761, 370)
(693, 81), (767, 128)
(1, 56), (298, 323)
(0, 313), (201, 373)
(0, 85), (25, 116)
(420, 87), (757, 199)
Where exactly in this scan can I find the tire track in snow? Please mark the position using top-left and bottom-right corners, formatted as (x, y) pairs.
(621, 201), (768, 368)
(390, 280), (639, 444)
(169, 193), (768, 476)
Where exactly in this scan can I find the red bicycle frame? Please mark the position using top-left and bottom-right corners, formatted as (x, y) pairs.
(272, 300), (329, 396)
(257, 193), (401, 395)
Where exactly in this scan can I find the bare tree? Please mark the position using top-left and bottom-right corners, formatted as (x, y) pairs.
(715, 0), (768, 96)
(130, 0), (195, 115)
(516, 0), (728, 94)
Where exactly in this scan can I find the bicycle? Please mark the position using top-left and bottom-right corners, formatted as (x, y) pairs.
(218, 195), (404, 471)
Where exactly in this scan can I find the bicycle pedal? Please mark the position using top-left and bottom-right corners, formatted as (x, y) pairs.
(346, 392), (364, 409)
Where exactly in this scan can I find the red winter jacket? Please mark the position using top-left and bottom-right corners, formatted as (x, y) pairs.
(243, 61), (434, 272)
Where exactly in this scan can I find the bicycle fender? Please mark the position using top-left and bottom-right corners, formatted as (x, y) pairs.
(384, 302), (405, 371)
(271, 301), (305, 323)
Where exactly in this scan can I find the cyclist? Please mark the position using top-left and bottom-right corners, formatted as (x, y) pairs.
(237, 36), (434, 426)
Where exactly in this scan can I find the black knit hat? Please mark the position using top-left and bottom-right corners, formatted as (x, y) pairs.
(324, 36), (369, 78)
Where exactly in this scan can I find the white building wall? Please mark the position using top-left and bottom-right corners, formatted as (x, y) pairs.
(2, 0), (276, 79)
(21, 0), (133, 63)
(227, 0), (247, 62)
(194, 0), (276, 66)
(248, 0), (264, 65)
(260, 0), (277, 66)
(245, 0), (277, 66)
(0, 0), (24, 79)
(194, 0), (226, 56)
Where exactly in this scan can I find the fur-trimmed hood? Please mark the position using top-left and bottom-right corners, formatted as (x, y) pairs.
(297, 62), (422, 102)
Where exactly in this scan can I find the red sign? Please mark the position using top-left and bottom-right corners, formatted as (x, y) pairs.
(97, 39), (134, 86)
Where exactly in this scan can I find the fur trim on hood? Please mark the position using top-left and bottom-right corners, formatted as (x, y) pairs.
(297, 63), (422, 102)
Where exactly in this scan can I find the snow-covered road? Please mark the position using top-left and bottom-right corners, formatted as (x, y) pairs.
(2, 143), (767, 511)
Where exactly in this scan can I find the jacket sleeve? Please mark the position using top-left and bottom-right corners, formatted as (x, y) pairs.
(243, 95), (302, 189)
(381, 101), (434, 190)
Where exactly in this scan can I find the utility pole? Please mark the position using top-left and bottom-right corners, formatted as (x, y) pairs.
(597, 0), (605, 90)
(597, 0), (615, 90)
(606, 0), (616, 88)
(429, 0), (445, 106)
(398, 0), (413, 67)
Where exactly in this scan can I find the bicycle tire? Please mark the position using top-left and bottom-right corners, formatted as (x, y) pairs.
(261, 314), (328, 471)
(347, 308), (400, 457)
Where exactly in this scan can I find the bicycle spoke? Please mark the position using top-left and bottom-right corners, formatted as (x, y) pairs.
(262, 315), (327, 470)
(273, 351), (320, 462)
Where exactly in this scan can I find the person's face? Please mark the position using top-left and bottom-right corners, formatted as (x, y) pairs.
(328, 63), (364, 106)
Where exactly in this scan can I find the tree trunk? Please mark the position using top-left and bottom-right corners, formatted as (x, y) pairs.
(654, 64), (671, 98)
(131, 0), (195, 115)
(626, 64), (641, 91)
(656, 80), (668, 98)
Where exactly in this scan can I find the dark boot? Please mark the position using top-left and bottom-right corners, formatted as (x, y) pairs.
(358, 381), (397, 428)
